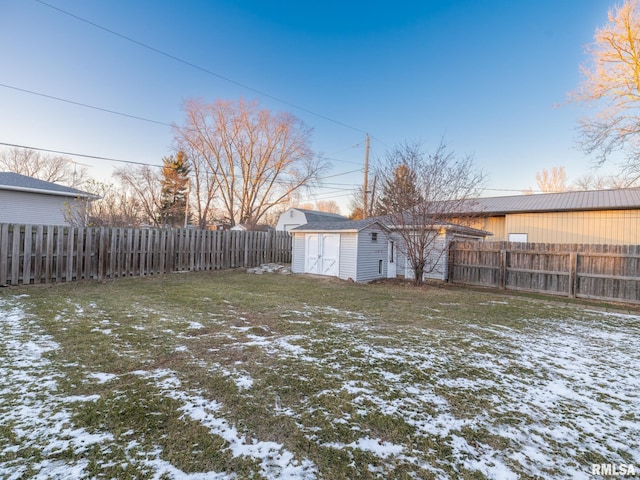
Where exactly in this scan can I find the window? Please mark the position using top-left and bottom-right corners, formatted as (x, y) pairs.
(378, 259), (383, 274)
(371, 232), (378, 242)
(389, 241), (394, 263)
(508, 233), (528, 243)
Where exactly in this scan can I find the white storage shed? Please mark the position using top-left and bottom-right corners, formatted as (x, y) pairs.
(290, 219), (392, 283)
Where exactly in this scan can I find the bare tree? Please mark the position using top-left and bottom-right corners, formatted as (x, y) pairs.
(0, 147), (89, 188)
(572, 172), (639, 190)
(522, 166), (639, 193)
(298, 200), (341, 214)
(378, 141), (485, 286)
(572, 0), (640, 179)
(65, 180), (146, 227)
(173, 98), (327, 226)
(114, 165), (163, 226)
(178, 141), (219, 229)
(523, 167), (569, 194)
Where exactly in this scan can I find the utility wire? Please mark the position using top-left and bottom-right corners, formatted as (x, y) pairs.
(0, 142), (160, 167)
(0, 142), (363, 182)
(1, 81), (366, 167)
(33, 0), (372, 136)
(0, 83), (172, 127)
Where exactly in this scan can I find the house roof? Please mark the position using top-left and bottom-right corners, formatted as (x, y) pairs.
(294, 209), (349, 223)
(0, 172), (95, 198)
(291, 218), (389, 233)
(468, 188), (640, 215)
(376, 214), (490, 237)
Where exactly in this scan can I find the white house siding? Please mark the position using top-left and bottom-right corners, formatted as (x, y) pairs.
(355, 226), (388, 283)
(338, 233), (357, 281)
(291, 234), (305, 273)
(276, 209), (308, 231)
(0, 190), (70, 225)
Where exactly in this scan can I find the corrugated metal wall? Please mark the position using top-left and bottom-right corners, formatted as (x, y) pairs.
(470, 210), (640, 245)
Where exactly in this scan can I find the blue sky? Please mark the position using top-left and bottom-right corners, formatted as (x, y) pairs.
(0, 0), (613, 212)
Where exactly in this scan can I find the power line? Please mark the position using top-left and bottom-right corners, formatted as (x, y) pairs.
(318, 168), (362, 180)
(0, 83), (172, 127)
(0, 142), (364, 181)
(0, 82), (368, 168)
(33, 0), (372, 136)
(0, 142), (160, 167)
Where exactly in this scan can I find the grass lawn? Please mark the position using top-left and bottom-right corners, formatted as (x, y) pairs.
(0, 269), (638, 479)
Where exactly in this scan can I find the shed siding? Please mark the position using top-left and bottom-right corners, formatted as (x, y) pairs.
(338, 233), (358, 280)
(291, 234), (305, 273)
(355, 225), (388, 282)
(0, 190), (70, 225)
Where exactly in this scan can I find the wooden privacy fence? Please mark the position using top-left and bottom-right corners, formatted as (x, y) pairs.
(449, 241), (640, 304)
(0, 224), (292, 286)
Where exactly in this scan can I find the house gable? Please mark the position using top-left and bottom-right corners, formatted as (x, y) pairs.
(276, 208), (348, 231)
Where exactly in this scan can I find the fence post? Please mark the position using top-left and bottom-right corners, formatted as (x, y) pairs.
(446, 241), (455, 283)
(568, 252), (577, 298)
(11, 224), (21, 285)
(499, 249), (507, 289)
(23, 224), (33, 285)
(0, 224), (8, 286)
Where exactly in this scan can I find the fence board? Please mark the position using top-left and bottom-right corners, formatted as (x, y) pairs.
(23, 225), (32, 285)
(11, 226), (20, 286)
(450, 241), (640, 304)
(1, 224), (291, 286)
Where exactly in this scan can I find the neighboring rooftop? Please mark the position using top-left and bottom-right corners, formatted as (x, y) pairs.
(0, 172), (93, 198)
(469, 188), (640, 214)
(295, 208), (349, 223)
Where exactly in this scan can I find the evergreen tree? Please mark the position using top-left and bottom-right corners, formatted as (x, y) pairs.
(159, 151), (190, 227)
(374, 163), (422, 216)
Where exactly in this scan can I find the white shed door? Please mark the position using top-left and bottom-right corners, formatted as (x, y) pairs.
(321, 234), (340, 276)
(305, 234), (320, 274)
(304, 233), (340, 277)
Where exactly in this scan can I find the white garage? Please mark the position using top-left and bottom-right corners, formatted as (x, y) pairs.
(291, 219), (391, 283)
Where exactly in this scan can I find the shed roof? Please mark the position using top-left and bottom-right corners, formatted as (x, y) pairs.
(0, 172), (94, 198)
(292, 217), (489, 237)
(291, 218), (388, 233)
(469, 188), (640, 214)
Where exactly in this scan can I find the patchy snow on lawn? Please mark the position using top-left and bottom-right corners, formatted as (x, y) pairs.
(135, 369), (317, 479)
(2, 292), (639, 479)
(0, 298), (113, 480)
(230, 305), (640, 479)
